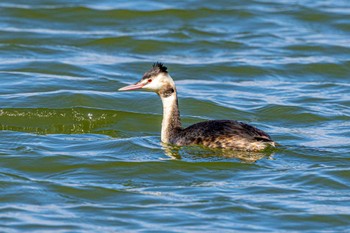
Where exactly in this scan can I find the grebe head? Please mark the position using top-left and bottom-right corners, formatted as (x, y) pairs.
(119, 63), (175, 95)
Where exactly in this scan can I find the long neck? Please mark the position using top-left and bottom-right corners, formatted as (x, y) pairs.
(160, 89), (182, 144)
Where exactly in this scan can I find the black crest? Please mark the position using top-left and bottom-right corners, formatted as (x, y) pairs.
(142, 62), (168, 80)
(153, 62), (168, 73)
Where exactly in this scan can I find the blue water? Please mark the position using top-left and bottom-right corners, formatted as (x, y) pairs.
(0, 0), (350, 232)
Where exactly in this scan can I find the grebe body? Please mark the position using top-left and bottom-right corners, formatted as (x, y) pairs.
(119, 63), (275, 152)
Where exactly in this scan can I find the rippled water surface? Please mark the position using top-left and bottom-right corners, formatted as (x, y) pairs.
(1, 0), (350, 232)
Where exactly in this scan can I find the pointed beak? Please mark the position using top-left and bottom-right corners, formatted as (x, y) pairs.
(118, 83), (144, 91)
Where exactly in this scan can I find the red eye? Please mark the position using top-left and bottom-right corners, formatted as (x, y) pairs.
(148, 79), (152, 83)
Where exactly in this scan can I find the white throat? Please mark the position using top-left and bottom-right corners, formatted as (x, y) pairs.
(160, 93), (180, 143)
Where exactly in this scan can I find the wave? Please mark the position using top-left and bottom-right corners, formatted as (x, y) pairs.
(0, 107), (158, 136)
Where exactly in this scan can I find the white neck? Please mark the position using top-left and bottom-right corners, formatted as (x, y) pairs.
(160, 92), (181, 143)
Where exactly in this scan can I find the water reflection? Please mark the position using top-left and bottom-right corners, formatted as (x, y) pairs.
(162, 143), (274, 162)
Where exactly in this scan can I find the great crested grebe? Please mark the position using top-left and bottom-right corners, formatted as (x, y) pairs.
(119, 63), (275, 152)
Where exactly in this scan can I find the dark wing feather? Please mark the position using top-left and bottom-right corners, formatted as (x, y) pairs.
(237, 121), (272, 141)
(173, 120), (274, 150)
